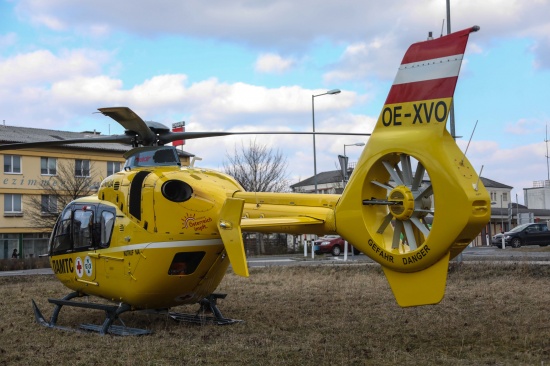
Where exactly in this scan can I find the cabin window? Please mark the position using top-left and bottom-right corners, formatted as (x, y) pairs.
(100, 211), (115, 247)
(72, 209), (94, 248)
(168, 252), (205, 276)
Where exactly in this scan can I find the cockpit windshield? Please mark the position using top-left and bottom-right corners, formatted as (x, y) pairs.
(123, 146), (180, 169)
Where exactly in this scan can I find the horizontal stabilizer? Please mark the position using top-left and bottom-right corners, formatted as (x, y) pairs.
(241, 216), (324, 232)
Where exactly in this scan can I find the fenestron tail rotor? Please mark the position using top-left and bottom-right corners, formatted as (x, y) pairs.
(364, 153), (434, 252)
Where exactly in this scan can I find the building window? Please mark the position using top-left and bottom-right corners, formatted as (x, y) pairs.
(22, 233), (50, 258)
(502, 192), (508, 202)
(4, 155), (21, 174)
(107, 161), (121, 176)
(490, 192), (497, 201)
(75, 159), (90, 177)
(41, 195), (58, 214)
(41, 157), (57, 175)
(0, 233), (19, 259)
(4, 194), (22, 214)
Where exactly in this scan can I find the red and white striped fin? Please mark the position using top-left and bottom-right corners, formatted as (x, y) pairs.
(373, 26), (479, 132)
(386, 26), (479, 105)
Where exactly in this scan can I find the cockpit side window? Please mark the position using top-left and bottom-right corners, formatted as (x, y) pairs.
(51, 208), (72, 254)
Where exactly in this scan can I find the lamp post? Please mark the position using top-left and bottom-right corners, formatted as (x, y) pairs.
(500, 195), (505, 249)
(343, 142), (365, 183)
(312, 88), (341, 193)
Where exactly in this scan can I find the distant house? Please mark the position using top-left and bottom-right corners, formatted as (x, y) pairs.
(290, 169), (345, 194)
(524, 180), (550, 209)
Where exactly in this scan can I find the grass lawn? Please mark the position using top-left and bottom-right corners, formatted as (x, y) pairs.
(0, 262), (549, 365)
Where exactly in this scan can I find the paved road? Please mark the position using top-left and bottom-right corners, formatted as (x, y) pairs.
(0, 268), (53, 276)
(248, 245), (550, 268)
(1, 246), (549, 276)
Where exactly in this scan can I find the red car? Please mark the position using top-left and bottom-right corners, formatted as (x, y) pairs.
(313, 235), (360, 256)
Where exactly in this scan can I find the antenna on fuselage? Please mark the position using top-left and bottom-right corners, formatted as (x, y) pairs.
(190, 157), (202, 167)
(461, 120), (478, 166)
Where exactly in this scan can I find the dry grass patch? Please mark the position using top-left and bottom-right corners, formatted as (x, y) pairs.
(0, 263), (549, 365)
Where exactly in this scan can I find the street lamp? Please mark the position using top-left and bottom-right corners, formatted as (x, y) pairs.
(343, 142), (365, 182)
(312, 88), (341, 193)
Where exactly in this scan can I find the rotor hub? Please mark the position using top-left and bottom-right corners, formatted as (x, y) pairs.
(388, 185), (415, 221)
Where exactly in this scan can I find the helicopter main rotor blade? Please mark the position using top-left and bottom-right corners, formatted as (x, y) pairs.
(98, 107), (158, 145)
(0, 134), (134, 151)
(1, 104), (371, 151)
(158, 131), (371, 144)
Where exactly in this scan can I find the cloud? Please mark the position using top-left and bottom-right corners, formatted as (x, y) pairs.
(10, 2), (542, 51)
(0, 46), (359, 132)
(255, 53), (294, 74)
(0, 49), (111, 88)
(504, 118), (544, 136)
(324, 34), (402, 82)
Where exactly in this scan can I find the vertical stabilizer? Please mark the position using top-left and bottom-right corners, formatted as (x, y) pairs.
(335, 26), (490, 307)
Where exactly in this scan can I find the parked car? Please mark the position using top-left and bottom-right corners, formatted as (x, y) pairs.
(313, 235), (360, 256)
(492, 222), (550, 248)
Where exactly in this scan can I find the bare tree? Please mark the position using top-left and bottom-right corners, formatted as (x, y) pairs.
(223, 140), (290, 255)
(26, 160), (98, 229)
(223, 139), (289, 192)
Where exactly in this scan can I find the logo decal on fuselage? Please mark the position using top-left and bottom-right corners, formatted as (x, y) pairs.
(84, 256), (93, 277)
(75, 257), (83, 278)
(182, 213), (213, 232)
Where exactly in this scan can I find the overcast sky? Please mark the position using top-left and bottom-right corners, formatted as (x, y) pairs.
(2, 0), (550, 204)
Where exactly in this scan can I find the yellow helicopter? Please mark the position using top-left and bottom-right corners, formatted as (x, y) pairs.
(0, 26), (489, 335)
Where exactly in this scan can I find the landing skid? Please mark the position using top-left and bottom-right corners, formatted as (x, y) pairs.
(32, 292), (151, 336)
(169, 293), (243, 325)
(144, 293), (243, 325)
(31, 292), (241, 335)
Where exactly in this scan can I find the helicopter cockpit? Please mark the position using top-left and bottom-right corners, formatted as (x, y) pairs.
(123, 146), (181, 170)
